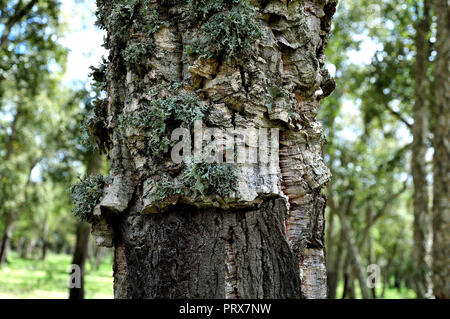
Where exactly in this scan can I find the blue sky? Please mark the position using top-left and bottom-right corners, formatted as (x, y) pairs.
(60, 0), (382, 85)
(56, 0), (413, 147)
(60, 0), (107, 86)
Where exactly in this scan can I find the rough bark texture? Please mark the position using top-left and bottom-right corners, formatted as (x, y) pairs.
(90, 0), (337, 299)
(411, 0), (433, 299)
(432, 0), (450, 300)
(113, 199), (301, 298)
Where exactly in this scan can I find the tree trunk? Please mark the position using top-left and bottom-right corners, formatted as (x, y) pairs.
(337, 197), (371, 299)
(432, 0), (450, 300)
(0, 212), (15, 268)
(69, 222), (91, 299)
(411, 0), (433, 299)
(90, 0), (337, 299)
(41, 241), (48, 261)
(381, 243), (397, 298)
(41, 213), (49, 260)
(0, 160), (36, 267)
(325, 182), (337, 298)
(328, 228), (344, 299)
(368, 233), (376, 298)
(92, 245), (104, 271)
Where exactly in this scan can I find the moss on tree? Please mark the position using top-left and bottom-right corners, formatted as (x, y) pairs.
(119, 91), (207, 158)
(152, 160), (238, 206)
(70, 174), (106, 221)
(185, 0), (263, 62)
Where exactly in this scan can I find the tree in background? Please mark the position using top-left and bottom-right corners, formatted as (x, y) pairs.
(69, 151), (102, 299)
(411, 0), (433, 299)
(69, 82), (107, 299)
(0, 0), (66, 268)
(323, 0), (450, 299)
(432, 0), (449, 299)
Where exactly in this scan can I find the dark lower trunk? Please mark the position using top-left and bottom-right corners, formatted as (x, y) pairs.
(69, 222), (91, 299)
(113, 199), (302, 299)
(0, 232), (11, 267)
(0, 213), (14, 268)
(41, 241), (48, 260)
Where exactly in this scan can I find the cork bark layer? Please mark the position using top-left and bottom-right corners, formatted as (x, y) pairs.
(90, 0), (337, 299)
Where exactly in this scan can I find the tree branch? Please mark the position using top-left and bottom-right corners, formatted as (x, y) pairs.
(383, 103), (412, 130)
(0, 0), (39, 49)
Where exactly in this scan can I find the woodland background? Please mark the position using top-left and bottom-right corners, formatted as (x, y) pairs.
(0, 0), (447, 298)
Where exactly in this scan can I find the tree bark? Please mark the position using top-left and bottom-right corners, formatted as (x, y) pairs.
(432, 0), (450, 300)
(411, 0), (433, 299)
(90, 0), (337, 299)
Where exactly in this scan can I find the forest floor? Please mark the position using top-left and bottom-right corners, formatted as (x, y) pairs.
(335, 282), (416, 299)
(0, 252), (113, 299)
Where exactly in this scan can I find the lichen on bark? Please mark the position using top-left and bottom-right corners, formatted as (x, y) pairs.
(87, 0), (337, 299)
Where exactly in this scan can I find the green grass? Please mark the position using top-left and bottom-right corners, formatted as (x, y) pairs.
(0, 252), (113, 299)
(335, 280), (416, 299)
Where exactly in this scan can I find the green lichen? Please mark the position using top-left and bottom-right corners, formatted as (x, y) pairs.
(96, 0), (161, 43)
(185, 0), (263, 62)
(140, 9), (161, 35)
(172, 92), (208, 128)
(187, 0), (225, 20)
(70, 174), (106, 221)
(152, 161), (237, 205)
(110, 0), (140, 36)
(119, 91), (207, 158)
(94, 0), (109, 30)
(153, 178), (183, 203)
(89, 58), (109, 91)
(266, 85), (292, 112)
(182, 161), (238, 199)
(119, 95), (172, 157)
(122, 41), (155, 71)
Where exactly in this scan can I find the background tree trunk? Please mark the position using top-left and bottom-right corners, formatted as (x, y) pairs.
(337, 197), (371, 299)
(411, 0), (433, 299)
(91, 0), (337, 299)
(0, 212), (15, 267)
(0, 161), (35, 268)
(69, 221), (91, 299)
(432, 0), (450, 300)
(69, 151), (102, 299)
(328, 229), (344, 299)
